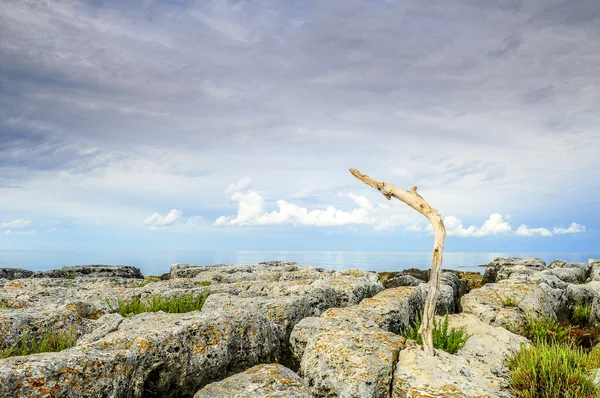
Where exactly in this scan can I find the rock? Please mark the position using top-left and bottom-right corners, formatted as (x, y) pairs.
(461, 279), (557, 328)
(290, 316), (380, 360)
(567, 282), (600, 324)
(543, 267), (586, 284)
(321, 287), (421, 334)
(549, 260), (567, 268)
(202, 293), (313, 340)
(483, 257), (546, 284)
(587, 259), (600, 282)
(383, 274), (424, 288)
(391, 343), (510, 398)
(300, 329), (405, 398)
(0, 310), (285, 398)
(31, 265), (144, 279)
(0, 268), (33, 280)
(448, 313), (528, 390)
(0, 262), (383, 397)
(457, 271), (484, 291)
(194, 364), (312, 398)
(415, 283), (457, 315)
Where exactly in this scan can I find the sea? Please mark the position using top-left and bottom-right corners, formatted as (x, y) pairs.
(1, 251), (598, 277)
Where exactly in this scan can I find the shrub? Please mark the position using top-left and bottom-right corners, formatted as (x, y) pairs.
(506, 314), (571, 345)
(497, 293), (522, 307)
(0, 325), (78, 359)
(110, 292), (210, 317)
(507, 340), (600, 398)
(404, 312), (471, 354)
(572, 301), (592, 328)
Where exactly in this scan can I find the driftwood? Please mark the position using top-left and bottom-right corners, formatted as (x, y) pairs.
(350, 168), (446, 356)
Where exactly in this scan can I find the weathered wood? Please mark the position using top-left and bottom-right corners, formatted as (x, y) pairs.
(350, 168), (446, 356)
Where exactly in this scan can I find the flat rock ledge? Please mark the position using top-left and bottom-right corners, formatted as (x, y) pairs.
(0, 262), (381, 397)
(2, 258), (598, 397)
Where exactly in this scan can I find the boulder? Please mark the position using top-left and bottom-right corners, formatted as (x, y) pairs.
(587, 259), (600, 282)
(290, 316), (380, 360)
(194, 364), (312, 398)
(391, 343), (511, 398)
(300, 329), (405, 398)
(415, 283), (457, 315)
(383, 274), (424, 288)
(0, 310), (285, 398)
(30, 265), (144, 279)
(483, 257), (546, 284)
(448, 313), (528, 390)
(0, 268), (33, 280)
(461, 279), (557, 328)
(321, 287), (421, 334)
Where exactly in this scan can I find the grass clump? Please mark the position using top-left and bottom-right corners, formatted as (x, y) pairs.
(572, 301), (592, 328)
(496, 293), (522, 307)
(404, 312), (471, 354)
(506, 314), (571, 345)
(0, 325), (78, 359)
(110, 292), (210, 317)
(507, 340), (600, 398)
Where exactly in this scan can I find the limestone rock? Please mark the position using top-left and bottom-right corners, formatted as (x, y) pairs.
(461, 279), (557, 328)
(194, 364), (312, 398)
(300, 329), (404, 398)
(0, 268), (34, 280)
(448, 313), (528, 389)
(383, 274), (424, 288)
(391, 344), (510, 398)
(321, 287), (420, 334)
(587, 259), (600, 282)
(483, 257), (546, 284)
(290, 316), (380, 360)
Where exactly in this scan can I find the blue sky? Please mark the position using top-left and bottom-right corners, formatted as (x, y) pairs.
(0, 0), (598, 252)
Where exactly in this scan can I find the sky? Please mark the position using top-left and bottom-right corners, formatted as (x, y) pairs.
(0, 0), (599, 253)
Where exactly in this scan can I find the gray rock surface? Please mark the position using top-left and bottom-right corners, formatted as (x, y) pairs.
(483, 257), (546, 284)
(300, 329), (404, 398)
(587, 259), (600, 282)
(195, 364), (313, 398)
(0, 268), (34, 280)
(0, 262), (382, 397)
(392, 343), (509, 398)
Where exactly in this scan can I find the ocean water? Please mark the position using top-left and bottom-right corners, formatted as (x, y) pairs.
(1, 251), (598, 277)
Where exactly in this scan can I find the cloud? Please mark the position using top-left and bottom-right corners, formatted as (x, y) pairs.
(144, 209), (183, 229)
(4, 229), (36, 236)
(515, 225), (553, 237)
(0, 219), (32, 229)
(553, 222), (586, 235)
(443, 213), (512, 237)
(410, 214), (587, 238)
(339, 193), (374, 211)
(215, 180), (374, 227)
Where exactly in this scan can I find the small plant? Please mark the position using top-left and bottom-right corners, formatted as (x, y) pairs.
(495, 292), (523, 307)
(0, 325), (78, 359)
(507, 340), (600, 398)
(64, 272), (76, 280)
(572, 301), (592, 328)
(506, 314), (571, 345)
(404, 312), (471, 354)
(110, 292), (210, 317)
(200, 280), (211, 286)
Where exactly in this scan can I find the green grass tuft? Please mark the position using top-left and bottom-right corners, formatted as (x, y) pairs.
(403, 312), (471, 354)
(109, 291), (210, 317)
(505, 314), (571, 345)
(0, 325), (78, 359)
(572, 301), (592, 328)
(507, 340), (600, 398)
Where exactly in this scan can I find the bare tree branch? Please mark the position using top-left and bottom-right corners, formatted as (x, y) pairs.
(350, 168), (446, 356)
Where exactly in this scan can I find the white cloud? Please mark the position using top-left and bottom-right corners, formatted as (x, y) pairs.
(409, 214), (586, 238)
(0, 219), (32, 229)
(216, 181), (374, 227)
(5, 230), (36, 236)
(443, 213), (512, 237)
(515, 225), (553, 237)
(553, 222), (586, 235)
(144, 209), (183, 229)
(225, 177), (252, 196)
(339, 193), (374, 211)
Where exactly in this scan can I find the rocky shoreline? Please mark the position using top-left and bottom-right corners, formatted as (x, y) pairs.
(0, 258), (598, 397)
